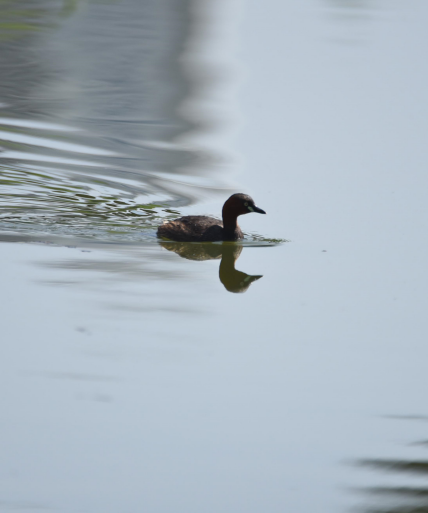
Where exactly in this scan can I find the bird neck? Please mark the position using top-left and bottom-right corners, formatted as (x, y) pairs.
(222, 211), (239, 233)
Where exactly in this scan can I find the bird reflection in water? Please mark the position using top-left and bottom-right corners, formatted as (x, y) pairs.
(159, 241), (262, 293)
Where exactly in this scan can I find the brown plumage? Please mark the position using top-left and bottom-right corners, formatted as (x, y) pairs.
(157, 193), (266, 242)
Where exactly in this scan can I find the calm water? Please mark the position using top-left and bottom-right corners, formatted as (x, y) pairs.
(1, 1), (428, 512)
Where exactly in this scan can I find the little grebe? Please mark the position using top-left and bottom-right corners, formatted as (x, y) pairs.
(157, 193), (266, 242)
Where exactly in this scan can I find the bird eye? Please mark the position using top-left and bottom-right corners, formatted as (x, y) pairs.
(244, 202), (248, 206)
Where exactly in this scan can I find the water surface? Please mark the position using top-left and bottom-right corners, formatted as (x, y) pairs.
(1, 1), (428, 512)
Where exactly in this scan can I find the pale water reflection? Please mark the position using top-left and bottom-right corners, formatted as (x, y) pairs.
(0, 0), (235, 241)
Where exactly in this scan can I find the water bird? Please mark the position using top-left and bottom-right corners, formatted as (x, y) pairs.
(157, 193), (266, 242)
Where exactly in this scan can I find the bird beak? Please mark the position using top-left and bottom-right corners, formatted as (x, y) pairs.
(250, 205), (266, 214)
